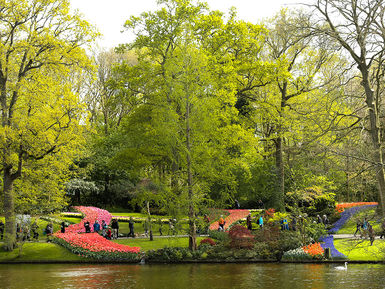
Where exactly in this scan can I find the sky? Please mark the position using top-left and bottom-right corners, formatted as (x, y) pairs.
(70, 0), (308, 49)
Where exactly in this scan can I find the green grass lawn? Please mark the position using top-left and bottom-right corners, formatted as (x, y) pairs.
(0, 242), (83, 262)
(334, 238), (385, 261)
(62, 217), (82, 224)
(113, 236), (205, 251)
(337, 208), (382, 234)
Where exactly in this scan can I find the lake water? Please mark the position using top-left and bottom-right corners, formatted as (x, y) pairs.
(0, 263), (383, 289)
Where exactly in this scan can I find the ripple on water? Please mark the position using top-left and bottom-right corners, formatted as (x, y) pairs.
(54, 268), (121, 278)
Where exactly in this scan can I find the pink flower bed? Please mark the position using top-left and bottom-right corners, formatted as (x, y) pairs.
(55, 232), (140, 254)
(209, 209), (250, 231)
(66, 206), (112, 233)
(54, 206), (141, 260)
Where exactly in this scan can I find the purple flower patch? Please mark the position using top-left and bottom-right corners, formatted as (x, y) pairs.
(319, 235), (346, 258)
(328, 205), (377, 234)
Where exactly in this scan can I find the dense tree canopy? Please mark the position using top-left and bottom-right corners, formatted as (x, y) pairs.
(0, 0), (383, 250)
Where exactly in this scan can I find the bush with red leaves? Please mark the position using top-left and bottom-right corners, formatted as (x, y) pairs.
(228, 225), (254, 249)
(199, 238), (216, 246)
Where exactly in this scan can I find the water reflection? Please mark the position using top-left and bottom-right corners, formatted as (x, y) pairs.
(0, 263), (384, 289)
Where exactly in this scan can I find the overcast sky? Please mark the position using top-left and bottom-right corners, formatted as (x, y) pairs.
(70, 0), (309, 49)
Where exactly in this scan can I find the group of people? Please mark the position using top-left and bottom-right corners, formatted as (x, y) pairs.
(81, 219), (120, 240)
(316, 214), (329, 226)
(14, 221), (40, 241)
(245, 214), (264, 231)
(354, 217), (376, 245)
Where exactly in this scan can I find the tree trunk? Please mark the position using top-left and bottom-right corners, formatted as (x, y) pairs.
(3, 169), (16, 251)
(275, 136), (285, 211)
(146, 201), (153, 241)
(186, 93), (196, 251)
(274, 84), (287, 211)
(362, 71), (385, 215)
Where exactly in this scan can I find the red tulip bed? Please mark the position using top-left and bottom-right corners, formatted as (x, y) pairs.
(209, 209), (250, 231)
(53, 206), (142, 261)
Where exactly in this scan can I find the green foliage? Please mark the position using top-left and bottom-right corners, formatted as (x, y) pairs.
(285, 187), (336, 217)
(208, 230), (230, 243)
(299, 220), (327, 244)
(145, 246), (210, 262)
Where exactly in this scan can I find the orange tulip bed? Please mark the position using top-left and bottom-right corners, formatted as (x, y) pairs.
(302, 242), (324, 260)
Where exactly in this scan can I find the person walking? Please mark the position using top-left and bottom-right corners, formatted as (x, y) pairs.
(111, 219), (119, 239)
(31, 221), (39, 240)
(45, 223), (53, 242)
(101, 220), (107, 237)
(157, 218), (162, 236)
(258, 215), (264, 228)
(369, 224), (375, 246)
(354, 219), (362, 237)
(246, 213), (252, 231)
(84, 220), (91, 233)
(93, 220), (100, 233)
(61, 221), (66, 233)
(218, 215), (225, 231)
(0, 221), (4, 240)
(143, 218), (149, 237)
(323, 214), (329, 226)
(128, 217), (135, 237)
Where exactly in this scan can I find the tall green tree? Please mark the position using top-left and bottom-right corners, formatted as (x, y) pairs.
(309, 0), (385, 214)
(0, 0), (96, 250)
(114, 0), (267, 249)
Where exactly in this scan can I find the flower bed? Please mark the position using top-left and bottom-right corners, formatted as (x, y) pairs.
(283, 248), (313, 261)
(319, 235), (346, 258)
(336, 202), (378, 213)
(302, 242), (324, 259)
(209, 209), (250, 231)
(54, 206), (141, 261)
(65, 206), (112, 233)
(54, 232), (141, 261)
(329, 204), (377, 234)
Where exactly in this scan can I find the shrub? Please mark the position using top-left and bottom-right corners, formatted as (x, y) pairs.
(208, 230), (229, 242)
(228, 225), (254, 249)
(199, 238), (216, 246)
(254, 242), (274, 259)
(278, 230), (302, 252)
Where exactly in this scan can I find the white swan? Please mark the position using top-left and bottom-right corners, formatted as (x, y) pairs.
(335, 262), (348, 270)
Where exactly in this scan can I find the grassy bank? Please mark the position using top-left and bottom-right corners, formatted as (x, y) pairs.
(113, 236), (205, 251)
(0, 236), (206, 262)
(334, 238), (385, 261)
(0, 242), (84, 262)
